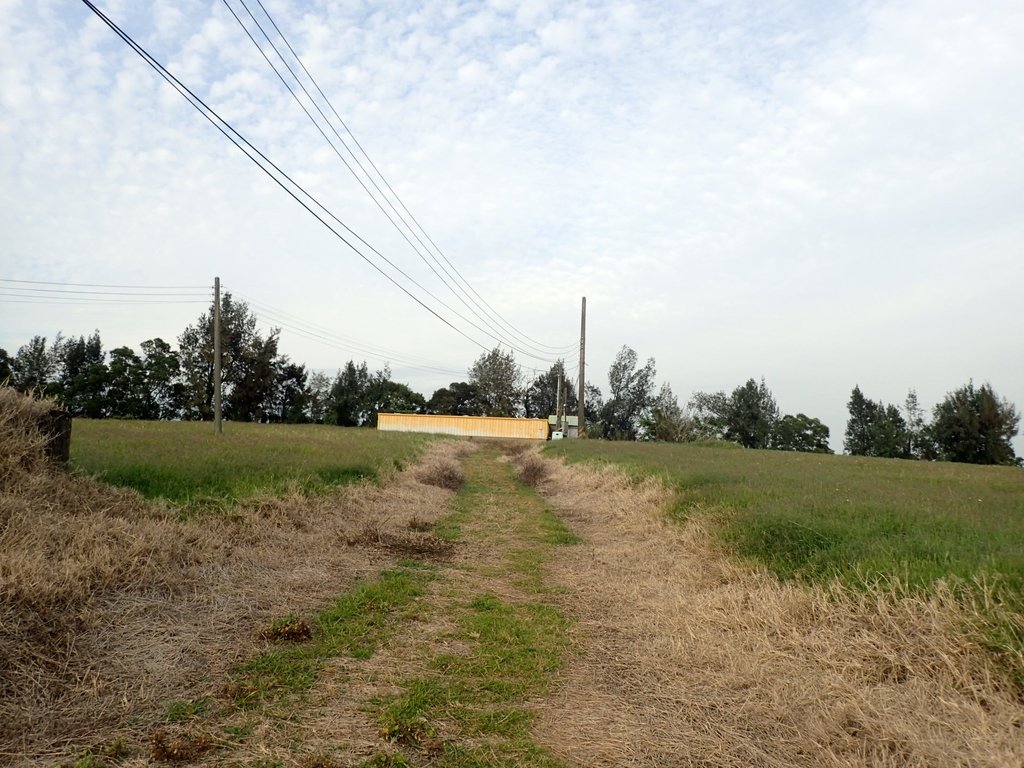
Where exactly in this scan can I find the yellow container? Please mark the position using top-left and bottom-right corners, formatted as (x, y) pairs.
(377, 413), (548, 440)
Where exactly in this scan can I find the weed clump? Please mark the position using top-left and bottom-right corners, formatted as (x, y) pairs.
(149, 728), (215, 762)
(406, 515), (432, 532)
(415, 459), (464, 491)
(347, 523), (457, 562)
(516, 455), (550, 487)
(260, 615), (313, 643)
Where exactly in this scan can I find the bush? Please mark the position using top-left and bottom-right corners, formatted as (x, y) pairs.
(516, 456), (549, 487)
(415, 460), (464, 491)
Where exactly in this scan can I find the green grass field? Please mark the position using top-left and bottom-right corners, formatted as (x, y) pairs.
(545, 440), (1024, 683)
(544, 441), (1024, 595)
(70, 420), (436, 506)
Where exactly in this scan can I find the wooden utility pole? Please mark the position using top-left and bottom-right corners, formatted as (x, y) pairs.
(556, 368), (564, 433)
(577, 297), (586, 438)
(213, 276), (223, 435)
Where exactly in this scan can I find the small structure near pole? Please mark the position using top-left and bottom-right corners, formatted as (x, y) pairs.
(548, 415), (579, 439)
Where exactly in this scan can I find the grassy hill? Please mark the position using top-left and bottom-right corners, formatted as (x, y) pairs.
(71, 420), (436, 509)
(545, 440), (1024, 679)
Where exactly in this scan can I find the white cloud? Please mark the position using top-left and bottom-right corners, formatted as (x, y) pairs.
(1, 0), (1022, 450)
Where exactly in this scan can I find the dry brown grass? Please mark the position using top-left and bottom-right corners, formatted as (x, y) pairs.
(514, 454), (550, 487)
(346, 522), (457, 562)
(532, 455), (1024, 767)
(415, 457), (465, 491)
(0, 390), (463, 765)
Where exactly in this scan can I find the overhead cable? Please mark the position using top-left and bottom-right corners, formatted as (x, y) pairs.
(80, 1), (563, 364)
(226, 0), (577, 355)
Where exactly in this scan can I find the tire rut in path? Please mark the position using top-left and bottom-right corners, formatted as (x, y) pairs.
(299, 445), (577, 767)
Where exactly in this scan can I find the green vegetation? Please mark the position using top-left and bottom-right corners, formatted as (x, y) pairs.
(374, 448), (573, 768)
(165, 697), (210, 722)
(232, 568), (430, 708)
(546, 440), (1024, 683)
(70, 420), (434, 505)
(545, 440), (1024, 592)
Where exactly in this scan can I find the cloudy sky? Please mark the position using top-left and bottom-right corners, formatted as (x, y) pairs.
(2, 0), (1022, 449)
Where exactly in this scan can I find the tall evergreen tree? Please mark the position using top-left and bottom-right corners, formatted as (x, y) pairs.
(0, 348), (13, 385)
(724, 378), (779, 449)
(844, 385), (876, 456)
(330, 360), (370, 426)
(641, 383), (699, 442)
(12, 335), (57, 394)
(902, 388), (928, 458)
(53, 331), (109, 418)
(930, 382), (1019, 465)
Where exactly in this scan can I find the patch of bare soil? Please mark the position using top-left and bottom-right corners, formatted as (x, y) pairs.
(530, 456), (1024, 767)
(0, 399), (465, 766)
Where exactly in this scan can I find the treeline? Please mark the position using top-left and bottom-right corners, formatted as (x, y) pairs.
(844, 384), (1020, 465)
(2, 294), (1018, 465)
(0, 295), (424, 425)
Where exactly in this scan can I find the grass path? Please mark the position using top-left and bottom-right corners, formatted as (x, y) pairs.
(359, 446), (578, 767)
(114, 445), (579, 768)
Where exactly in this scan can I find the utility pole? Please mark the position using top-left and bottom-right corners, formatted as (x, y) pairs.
(213, 276), (223, 435)
(577, 297), (586, 438)
(556, 368), (564, 433)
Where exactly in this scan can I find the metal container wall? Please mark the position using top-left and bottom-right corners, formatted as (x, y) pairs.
(377, 413), (548, 440)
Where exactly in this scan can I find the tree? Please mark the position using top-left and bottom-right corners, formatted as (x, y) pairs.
(52, 331), (109, 418)
(107, 346), (148, 419)
(427, 381), (483, 416)
(178, 293), (282, 421)
(140, 338), (184, 420)
(583, 382), (604, 437)
(772, 413), (832, 453)
(843, 385), (875, 456)
(306, 371), (332, 423)
(468, 348), (522, 417)
(640, 383), (701, 442)
(0, 348), (12, 385)
(929, 382), (1019, 465)
(600, 345), (656, 440)
(723, 378), (779, 449)
(873, 404), (909, 459)
(523, 361), (575, 420)
(330, 360), (370, 426)
(226, 331), (282, 422)
(273, 361), (309, 424)
(902, 389), (929, 459)
(363, 367), (425, 426)
(844, 386), (909, 458)
(688, 390), (730, 439)
(12, 335), (58, 394)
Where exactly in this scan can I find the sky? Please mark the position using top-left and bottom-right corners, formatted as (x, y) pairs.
(1, 0), (1022, 451)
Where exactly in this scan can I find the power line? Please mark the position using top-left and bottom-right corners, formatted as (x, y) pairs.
(81, 0), (565, 365)
(233, 288), (575, 378)
(222, 0), (572, 360)
(0, 293), (207, 304)
(0, 277), (209, 289)
(1, 286), (208, 297)
(227, 0), (577, 356)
